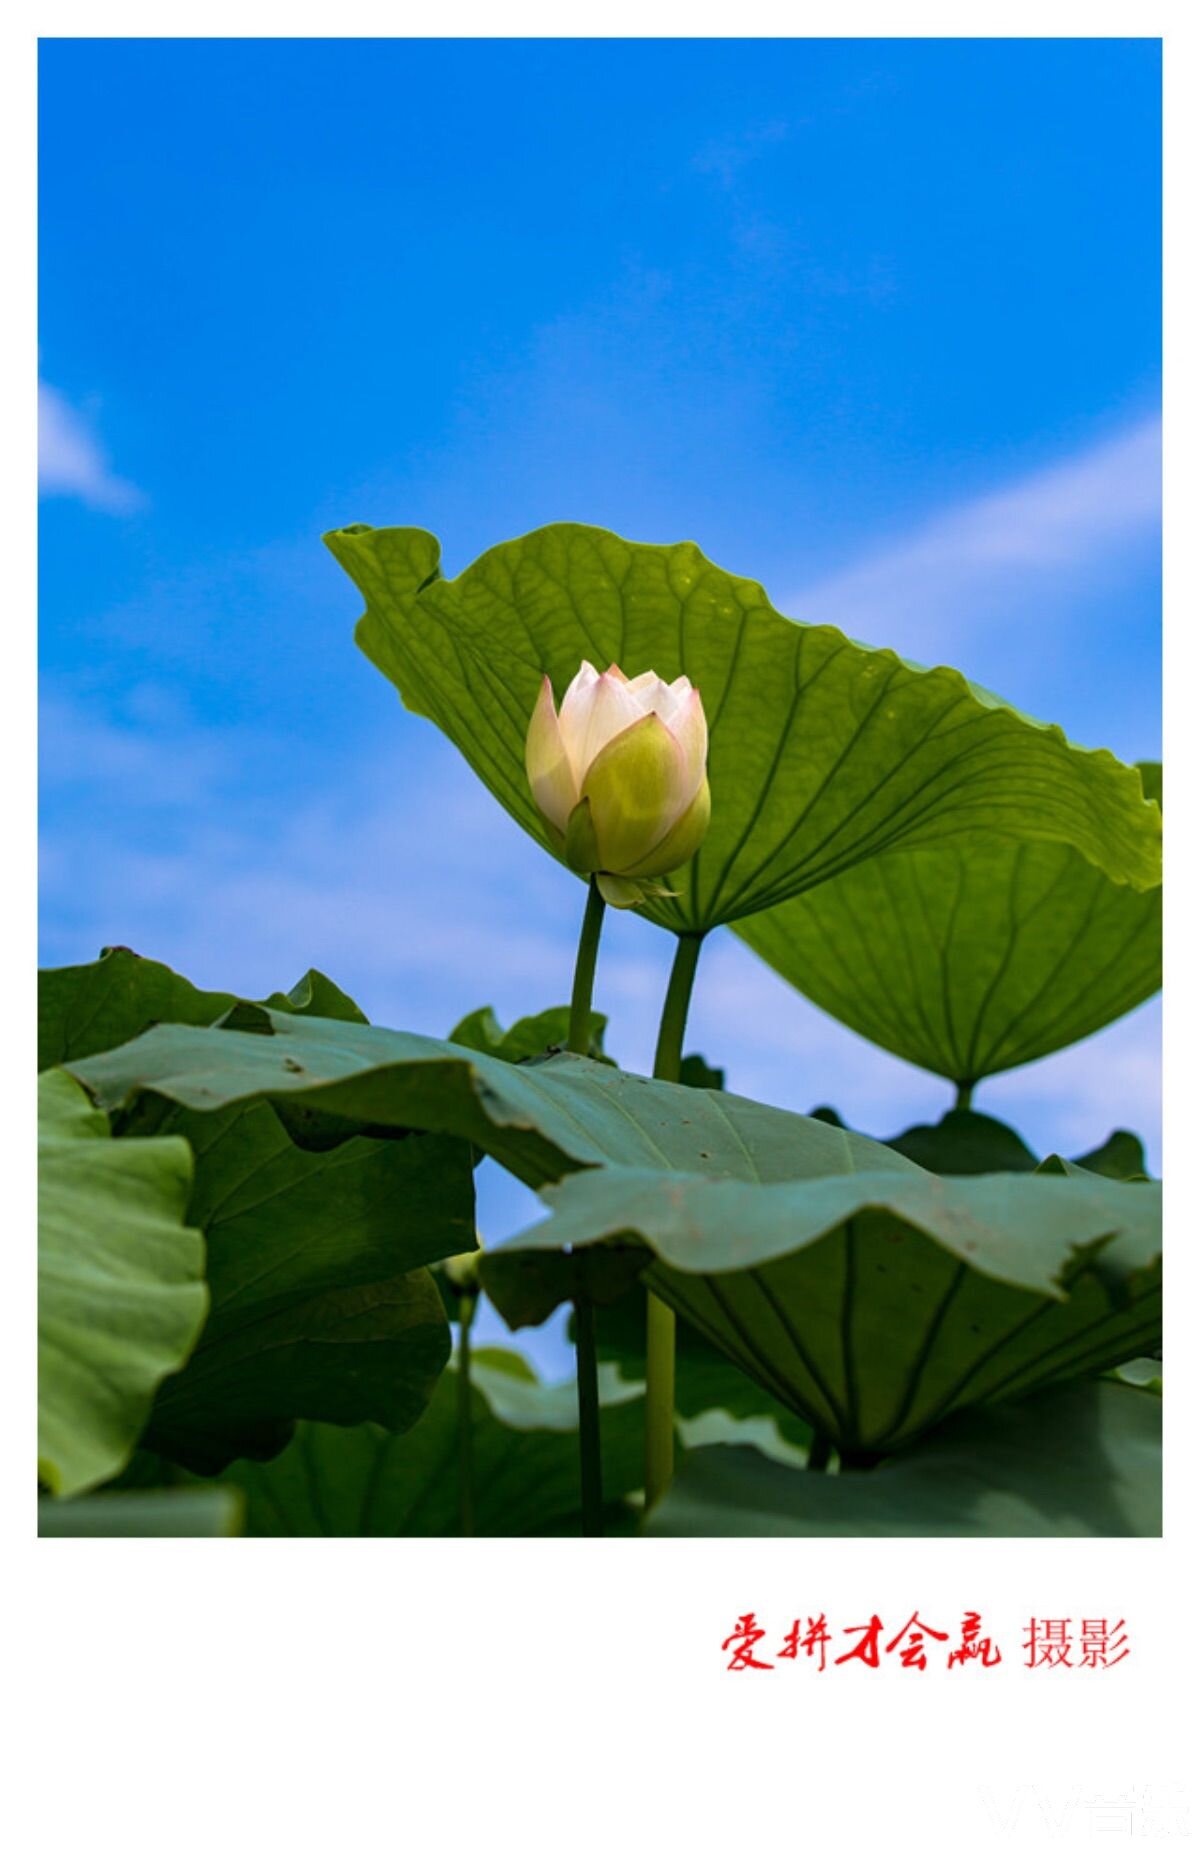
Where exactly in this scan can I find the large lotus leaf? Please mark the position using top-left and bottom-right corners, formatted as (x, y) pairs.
(38, 1070), (208, 1496)
(324, 523), (1160, 934)
(38, 1486), (243, 1538)
(480, 1163), (1160, 1453)
(648, 1378), (1160, 1537)
(40, 946), (367, 1071)
(139, 1100), (472, 1472)
(66, 1008), (916, 1192)
(738, 763), (1162, 1087)
(220, 1351), (646, 1536)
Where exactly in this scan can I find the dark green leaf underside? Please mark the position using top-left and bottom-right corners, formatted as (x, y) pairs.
(483, 1163), (1160, 1450)
(44, 957), (471, 1474)
(648, 1379), (1160, 1537)
(221, 1353), (645, 1537)
(141, 1102), (471, 1471)
(582, 1291), (812, 1450)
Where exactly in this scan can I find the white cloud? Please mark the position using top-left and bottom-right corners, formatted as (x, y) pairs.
(790, 415), (1161, 663)
(38, 379), (144, 513)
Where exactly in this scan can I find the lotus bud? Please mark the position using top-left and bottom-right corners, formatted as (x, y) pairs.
(440, 1250), (482, 1296)
(525, 661), (711, 908)
(439, 1249), (482, 1328)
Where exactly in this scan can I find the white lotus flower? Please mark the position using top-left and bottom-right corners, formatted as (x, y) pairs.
(525, 661), (711, 907)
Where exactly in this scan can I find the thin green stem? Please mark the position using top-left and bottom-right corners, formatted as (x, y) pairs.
(568, 878), (607, 1054)
(567, 878), (608, 1535)
(644, 931), (706, 1513)
(574, 1290), (604, 1536)
(456, 1292), (477, 1537)
(955, 1080), (975, 1111)
(652, 932), (704, 1082)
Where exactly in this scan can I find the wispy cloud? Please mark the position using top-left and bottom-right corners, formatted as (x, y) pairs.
(38, 379), (144, 513)
(789, 415), (1161, 662)
(38, 690), (588, 1029)
(692, 120), (791, 191)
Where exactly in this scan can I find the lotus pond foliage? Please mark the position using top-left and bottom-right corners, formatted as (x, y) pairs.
(38, 523), (1162, 1539)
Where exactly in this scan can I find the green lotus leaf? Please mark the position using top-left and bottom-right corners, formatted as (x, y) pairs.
(886, 1108), (1040, 1175)
(1110, 1356), (1161, 1394)
(449, 1002), (611, 1065)
(737, 763), (1161, 1089)
(679, 1051), (725, 1090)
(38, 1486), (243, 1538)
(1075, 1130), (1150, 1180)
(648, 1378), (1160, 1537)
(38, 1070), (208, 1497)
(138, 1101), (472, 1473)
(324, 524), (1159, 934)
(480, 1162), (1160, 1453)
(66, 1008), (914, 1192)
(40, 946), (367, 1071)
(219, 1351), (646, 1537)
(44, 955), (471, 1472)
(815, 1104), (1152, 1180)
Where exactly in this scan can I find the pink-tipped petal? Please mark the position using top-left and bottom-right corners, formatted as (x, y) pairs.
(524, 676), (579, 834)
(625, 669), (662, 701)
(561, 668), (643, 781)
(668, 684), (708, 804)
(557, 660), (601, 747)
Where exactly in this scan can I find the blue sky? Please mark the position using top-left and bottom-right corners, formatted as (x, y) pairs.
(39, 38), (1161, 1365)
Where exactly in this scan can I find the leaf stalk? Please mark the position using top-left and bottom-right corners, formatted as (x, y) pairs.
(644, 930), (705, 1512)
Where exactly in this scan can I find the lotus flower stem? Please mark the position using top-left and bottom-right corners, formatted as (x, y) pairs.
(568, 877), (607, 1055)
(567, 876), (609, 1532)
(955, 1080), (975, 1110)
(644, 931), (706, 1512)
(574, 1290), (604, 1536)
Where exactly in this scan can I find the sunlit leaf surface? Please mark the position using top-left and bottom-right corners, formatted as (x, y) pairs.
(38, 1070), (207, 1496)
(738, 763), (1161, 1085)
(326, 523), (1160, 933)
